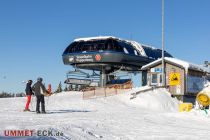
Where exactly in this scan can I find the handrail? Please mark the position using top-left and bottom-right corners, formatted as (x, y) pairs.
(130, 85), (169, 99)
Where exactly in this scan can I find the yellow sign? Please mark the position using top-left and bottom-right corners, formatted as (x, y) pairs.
(169, 73), (180, 86)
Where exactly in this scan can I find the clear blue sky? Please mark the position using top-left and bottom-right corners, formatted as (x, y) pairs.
(0, 0), (209, 93)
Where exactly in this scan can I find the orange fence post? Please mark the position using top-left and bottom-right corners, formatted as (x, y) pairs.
(116, 87), (118, 94)
(104, 87), (106, 97)
(48, 84), (52, 94)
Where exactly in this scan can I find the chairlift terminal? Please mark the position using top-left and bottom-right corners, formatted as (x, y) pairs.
(62, 36), (173, 89)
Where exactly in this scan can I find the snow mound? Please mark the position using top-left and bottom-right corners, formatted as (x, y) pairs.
(189, 109), (210, 117)
(203, 82), (210, 92)
(1, 90), (210, 139)
(129, 88), (180, 112)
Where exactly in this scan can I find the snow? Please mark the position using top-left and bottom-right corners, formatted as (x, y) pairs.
(1, 89), (210, 139)
(201, 82), (210, 92)
(74, 36), (117, 42)
(142, 57), (210, 73)
(164, 57), (210, 73)
(128, 88), (180, 112)
(125, 40), (147, 57)
(73, 36), (159, 58)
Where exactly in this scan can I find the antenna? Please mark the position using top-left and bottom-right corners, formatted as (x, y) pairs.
(161, 0), (165, 86)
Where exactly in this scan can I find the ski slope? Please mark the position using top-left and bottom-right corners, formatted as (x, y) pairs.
(0, 89), (210, 140)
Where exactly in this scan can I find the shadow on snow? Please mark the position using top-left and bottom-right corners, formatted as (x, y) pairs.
(46, 109), (94, 114)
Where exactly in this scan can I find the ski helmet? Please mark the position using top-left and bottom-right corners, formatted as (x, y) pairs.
(28, 80), (32, 83)
(37, 77), (43, 82)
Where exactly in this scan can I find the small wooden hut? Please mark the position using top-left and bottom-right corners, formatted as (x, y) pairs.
(141, 57), (210, 103)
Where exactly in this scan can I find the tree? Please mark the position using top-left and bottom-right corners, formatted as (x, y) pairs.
(64, 85), (68, 92)
(55, 81), (62, 93)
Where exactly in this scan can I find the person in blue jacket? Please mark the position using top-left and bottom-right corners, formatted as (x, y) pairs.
(24, 80), (34, 111)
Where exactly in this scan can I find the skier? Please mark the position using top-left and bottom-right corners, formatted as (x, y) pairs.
(24, 80), (34, 111)
(32, 77), (48, 114)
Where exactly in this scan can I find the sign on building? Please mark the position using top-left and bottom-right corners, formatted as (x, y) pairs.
(169, 73), (180, 86)
(151, 68), (162, 73)
(65, 78), (91, 85)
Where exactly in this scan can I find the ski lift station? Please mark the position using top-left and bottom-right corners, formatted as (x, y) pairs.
(62, 36), (172, 90)
(62, 36), (210, 103)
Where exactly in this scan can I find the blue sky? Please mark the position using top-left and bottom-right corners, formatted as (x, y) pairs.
(0, 0), (209, 93)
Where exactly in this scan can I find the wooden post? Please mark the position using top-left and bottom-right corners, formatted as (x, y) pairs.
(116, 87), (118, 94)
(104, 87), (107, 97)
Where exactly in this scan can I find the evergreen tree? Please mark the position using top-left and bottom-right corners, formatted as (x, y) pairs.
(64, 85), (68, 92)
(55, 81), (63, 93)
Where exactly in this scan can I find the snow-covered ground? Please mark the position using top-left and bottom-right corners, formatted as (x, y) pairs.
(0, 88), (210, 140)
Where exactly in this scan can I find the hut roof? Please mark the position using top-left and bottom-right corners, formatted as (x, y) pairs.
(142, 57), (210, 73)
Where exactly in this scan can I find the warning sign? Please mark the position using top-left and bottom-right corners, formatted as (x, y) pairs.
(169, 73), (180, 86)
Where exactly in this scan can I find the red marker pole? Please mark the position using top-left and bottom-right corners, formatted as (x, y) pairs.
(48, 84), (52, 94)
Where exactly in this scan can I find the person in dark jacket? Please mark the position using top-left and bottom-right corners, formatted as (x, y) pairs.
(32, 77), (48, 114)
(24, 80), (34, 111)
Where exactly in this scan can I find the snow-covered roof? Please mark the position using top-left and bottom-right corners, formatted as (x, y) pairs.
(74, 36), (117, 42)
(73, 36), (162, 58)
(141, 57), (210, 73)
(75, 36), (155, 47)
(125, 40), (147, 57)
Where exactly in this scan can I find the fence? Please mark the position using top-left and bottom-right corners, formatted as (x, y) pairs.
(82, 81), (132, 99)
